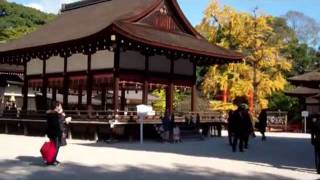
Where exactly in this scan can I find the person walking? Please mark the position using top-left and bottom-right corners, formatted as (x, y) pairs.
(227, 110), (234, 146)
(46, 101), (65, 165)
(258, 109), (268, 141)
(311, 113), (320, 174)
(232, 106), (246, 152)
(241, 104), (254, 149)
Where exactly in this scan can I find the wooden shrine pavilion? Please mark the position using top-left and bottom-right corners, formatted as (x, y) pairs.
(0, 0), (243, 114)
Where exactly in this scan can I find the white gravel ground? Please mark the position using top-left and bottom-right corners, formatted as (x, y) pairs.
(0, 132), (319, 180)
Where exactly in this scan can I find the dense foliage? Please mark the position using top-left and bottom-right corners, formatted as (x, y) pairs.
(0, 0), (55, 42)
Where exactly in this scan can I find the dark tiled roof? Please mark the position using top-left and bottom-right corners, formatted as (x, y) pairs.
(284, 86), (320, 97)
(113, 21), (243, 61)
(288, 70), (320, 82)
(0, 0), (243, 62)
(0, 0), (157, 52)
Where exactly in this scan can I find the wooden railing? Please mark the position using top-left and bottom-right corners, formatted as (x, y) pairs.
(0, 110), (226, 124)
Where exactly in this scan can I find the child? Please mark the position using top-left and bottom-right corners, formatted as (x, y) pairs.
(173, 124), (181, 143)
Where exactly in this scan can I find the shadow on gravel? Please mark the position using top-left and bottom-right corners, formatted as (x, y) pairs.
(75, 135), (316, 173)
(0, 156), (300, 180)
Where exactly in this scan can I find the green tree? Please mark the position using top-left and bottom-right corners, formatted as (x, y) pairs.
(0, 0), (55, 42)
(152, 89), (187, 112)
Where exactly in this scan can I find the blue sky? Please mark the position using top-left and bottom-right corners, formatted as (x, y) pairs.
(7, 0), (320, 26)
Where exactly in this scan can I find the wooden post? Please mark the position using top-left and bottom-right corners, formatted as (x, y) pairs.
(142, 55), (149, 105)
(22, 61), (28, 111)
(191, 85), (197, 112)
(113, 41), (120, 113)
(4, 121), (8, 134)
(166, 57), (174, 114)
(78, 85), (83, 109)
(23, 123), (28, 136)
(63, 56), (69, 109)
(86, 54), (92, 108)
(101, 86), (106, 110)
(120, 89), (126, 111)
(113, 77), (120, 112)
(42, 59), (48, 110)
(191, 63), (197, 112)
(52, 88), (57, 102)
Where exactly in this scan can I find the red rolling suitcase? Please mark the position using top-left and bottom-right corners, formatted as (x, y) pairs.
(40, 141), (56, 164)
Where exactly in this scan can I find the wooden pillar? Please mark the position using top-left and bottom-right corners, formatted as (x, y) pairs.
(120, 89), (126, 111)
(166, 84), (174, 114)
(86, 54), (93, 108)
(113, 42), (120, 113)
(52, 88), (57, 102)
(191, 63), (197, 112)
(166, 57), (174, 114)
(191, 85), (197, 112)
(22, 61), (28, 111)
(42, 59), (48, 110)
(63, 56), (69, 109)
(78, 85), (83, 109)
(142, 55), (149, 105)
(23, 123), (28, 136)
(101, 86), (106, 110)
(113, 77), (120, 112)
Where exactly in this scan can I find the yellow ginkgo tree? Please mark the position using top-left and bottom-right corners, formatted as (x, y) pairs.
(198, 0), (292, 113)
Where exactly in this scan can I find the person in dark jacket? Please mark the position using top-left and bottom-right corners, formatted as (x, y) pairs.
(311, 114), (320, 174)
(227, 110), (234, 146)
(258, 109), (268, 141)
(46, 101), (65, 165)
(232, 106), (246, 152)
(232, 104), (253, 152)
(241, 105), (254, 149)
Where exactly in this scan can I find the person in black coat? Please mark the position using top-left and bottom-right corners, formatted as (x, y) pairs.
(311, 113), (320, 174)
(46, 101), (65, 165)
(258, 109), (268, 141)
(232, 104), (253, 152)
(241, 106), (254, 149)
(227, 110), (234, 146)
(232, 106), (246, 152)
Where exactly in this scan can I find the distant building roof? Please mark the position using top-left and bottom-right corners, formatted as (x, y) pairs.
(284, 86), (320, 97)
(288, 70), (320, 87)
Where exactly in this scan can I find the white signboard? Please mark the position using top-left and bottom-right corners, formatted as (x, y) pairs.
(136, 104), (154, 144)
(301, 111), (309, 117)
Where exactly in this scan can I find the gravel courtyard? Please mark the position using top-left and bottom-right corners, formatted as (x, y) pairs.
(0, 132), (318, 180)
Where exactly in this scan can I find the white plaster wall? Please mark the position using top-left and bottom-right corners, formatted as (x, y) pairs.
(92, 50), (114, 70)
(46, 56), (64, 73)
(27, 58), (43, 75)
(67, 53), (87, 72)
(149, 55), (170, 73)
(174, 58), (193, 76)
(119, 50), (145, 70)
